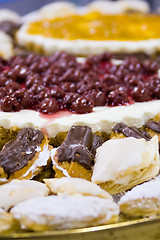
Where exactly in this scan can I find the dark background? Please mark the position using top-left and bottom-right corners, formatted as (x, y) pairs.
(0, 0), (158, 15)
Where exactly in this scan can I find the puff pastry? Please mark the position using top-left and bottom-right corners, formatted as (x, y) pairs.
(92, 136), (159, 194)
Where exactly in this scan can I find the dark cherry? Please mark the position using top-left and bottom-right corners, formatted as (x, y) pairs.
(35, 98), (59, 114)
(1, 95), (21, 112)
(70, 96), (94, 113)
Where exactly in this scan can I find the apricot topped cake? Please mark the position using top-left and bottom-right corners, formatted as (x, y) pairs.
(17, 4), (160, 56)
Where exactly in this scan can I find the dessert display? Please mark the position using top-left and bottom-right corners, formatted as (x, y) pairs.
(0, 0), (160, 237)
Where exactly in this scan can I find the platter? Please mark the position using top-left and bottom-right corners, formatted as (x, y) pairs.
(1, 216), (160, 240)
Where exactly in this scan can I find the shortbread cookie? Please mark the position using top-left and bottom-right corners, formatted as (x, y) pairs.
(44, 177), (112, 200)
(0, 179), (49, 210)
(92, 136), (159, 194)
(119, 177), (160, 217)
(0, 128), (51, 181)
(11, 195), (119, 231)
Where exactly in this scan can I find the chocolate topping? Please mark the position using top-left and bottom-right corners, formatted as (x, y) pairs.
(0, 128), (44, 177)
(56, 126), (103, 169)
(145, 120), (160, 133)
(0, 21), (21, 38)
(113, 122), (151, 141)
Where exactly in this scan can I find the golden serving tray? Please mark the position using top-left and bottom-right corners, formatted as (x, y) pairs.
(1, 216), (160, 240)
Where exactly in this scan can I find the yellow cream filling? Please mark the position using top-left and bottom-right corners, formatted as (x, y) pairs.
(27, 13), (160, 41)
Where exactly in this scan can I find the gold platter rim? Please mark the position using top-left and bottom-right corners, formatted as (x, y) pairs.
(1, 215), (160, 239)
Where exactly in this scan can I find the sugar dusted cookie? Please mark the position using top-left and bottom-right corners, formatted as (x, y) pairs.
(92, 136), (159, 194)
(11, 195), (119, 231)
(44, 177), (112, 200)
(119, 177), (160, 217)
(0, 179), (49, 210)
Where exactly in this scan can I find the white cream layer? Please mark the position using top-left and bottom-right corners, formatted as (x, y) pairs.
(1, 100), (160, 138)
(17, 24), (160, 55)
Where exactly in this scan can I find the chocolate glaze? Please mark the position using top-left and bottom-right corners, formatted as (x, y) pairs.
(113, 122), (151, 141)
(57, 126), (103, 169)
(0, 128), (44, 177)
(0, 21), (21, 38)
(146, 120), (160, 133)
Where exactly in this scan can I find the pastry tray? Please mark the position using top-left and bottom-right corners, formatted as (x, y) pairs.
(1, 216), (160, 240)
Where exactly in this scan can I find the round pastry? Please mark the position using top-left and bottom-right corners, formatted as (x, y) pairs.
(91, 136), (160, 194)
(11, 195), (119, 231)
(119, 177), (160, 217)
(0, 179), (49, 211)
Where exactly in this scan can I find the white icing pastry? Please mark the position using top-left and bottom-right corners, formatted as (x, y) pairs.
(0, 180), (49, 210)
(86, 0), (150, 14)
(21, 144), (51, 179)
(0, 9), (20, 22)
(91, 136), (160, 194)
(11, 195), (119, 230)
(44, 177), (113, 200)
(119, 177), (160, 217)
(0, 31), (14, 59)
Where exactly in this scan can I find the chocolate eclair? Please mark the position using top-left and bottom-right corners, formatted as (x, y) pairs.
(111, 122), (151, 141)
(144, 114), (160, 142)
(0, 128), (51, 181)
(51, 126), (103, 180)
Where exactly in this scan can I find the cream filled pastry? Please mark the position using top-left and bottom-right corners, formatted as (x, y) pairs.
(44, 177), (112, 200)
(0, 31), (14, 59)
(0, 128), (51, 181)
(91, 136), (159, 194)
(11, 195), (119, 231)
(0, 179), (49, 211)
(119, 177), (160, 217)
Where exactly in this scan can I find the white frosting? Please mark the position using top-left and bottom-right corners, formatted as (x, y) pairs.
(44, 177), (112, 200)
(50, 148), (70, 177)
(86, 0), (150, 14)
(0, 31), (14, 59)
(0, 9), (20, 22)
(21, 144), (50, 179)
(0, 100), (160, 138)
(0, 208), (5, 213)
(17, 23), (160, 55)
(91, 136), (159, 184)
(11, 195), (119, 229)
(119, 177), (160, 204)
(0, 180), (49, 210)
